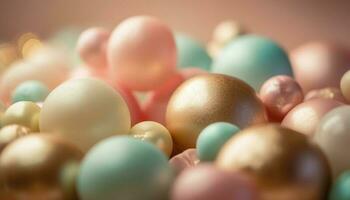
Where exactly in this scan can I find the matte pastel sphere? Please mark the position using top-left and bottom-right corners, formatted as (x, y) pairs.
(196, 122), (239, 162)
(40, 78), (131, 151)
(212, 34), (293, 91)
(130, 121), (173, 157)
(2, 101), (41, 132)
(0, 47), (70, 103)
(282, 99), (343, 137)
(175, 33), (212, 71)
(329, 171), (350, 200)
(259, 75), (304, 121)
(314, 106), (350, 178)
(305, 87), (347, 103)
(171, 164), (259, 200)
(169, 149), (199, 174)
(217, 124), (331, 200)
(11, 80), (49, 103)
(166, 74), (266, 151)
(77, 136), (173, 200)
(108, 16), (176, 91)
(291, 42), (350, 93)
(0, 125), (30, 153)
(340, 70), (350, 102)
(76, 27), (110, 69)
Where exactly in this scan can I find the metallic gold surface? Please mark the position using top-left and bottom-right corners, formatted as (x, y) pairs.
(0, 125), (30, 153)
(2, 101), (40, 132)
(0, 134), (83, 200)
(166, 74), (267, 151)
(130, 121), (173, 157)
(216, 124), (331, 200)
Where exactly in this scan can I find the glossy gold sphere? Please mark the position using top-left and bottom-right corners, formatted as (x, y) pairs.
(0, 125), (30, 153)
(129, 121), (173, 157)
(0, 134), (83, 200)
(216, 124), (331, 200)
(2, 101), (40, 132)
(166, 74), (267, 151)
(340, 70), (350, 102)
(40, 78), (131, 151)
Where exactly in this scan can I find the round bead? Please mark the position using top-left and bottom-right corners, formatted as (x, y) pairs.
(11, 80), (49, 103)
(129, 121), (173, 157)
(282, 99), (343, 137)
(196, 122), (239, 162)
(40, 78), (130, 151)
(77, 136), (173, 200)
(175, 33), (212, 71)
(212, 34), (293, 91)
(108, 16), (176, 91)
(314, 106), (350, 178)
(329, 171), (350, 200)
(340, 70), (350, 102)
(2, 101), (40, 132)
(171, 164), (259, 200)
(216, 124), (331, 200)
(291, 42), (350, 93)
(0, 47), (70, 103)
(259, 75), (304, 121)
(0, 134), (83, 199)
(0, 125), (30, 153)
(76, 27), (110, 69)
(166, 74), (266, 151)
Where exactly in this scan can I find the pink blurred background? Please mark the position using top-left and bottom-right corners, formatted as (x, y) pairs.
(0, 0), (350, 50)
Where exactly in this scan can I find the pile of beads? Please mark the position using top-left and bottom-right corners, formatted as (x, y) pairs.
(0, 15), (349, 200)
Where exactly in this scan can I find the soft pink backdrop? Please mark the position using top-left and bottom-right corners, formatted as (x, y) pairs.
(1, 0), (349, 50)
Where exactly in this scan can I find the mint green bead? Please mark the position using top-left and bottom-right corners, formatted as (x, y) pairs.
(11, 80), (49, 103)
(175, 33), (212, 71)
(196, 122), (240, 162)
(212, 34), (293, 91)
(330, 171), (350, 200)
(77, 136), (174, 200)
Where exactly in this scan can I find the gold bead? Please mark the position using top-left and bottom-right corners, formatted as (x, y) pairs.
(2, 101), (40, 132)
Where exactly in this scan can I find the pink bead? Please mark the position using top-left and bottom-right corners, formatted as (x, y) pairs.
(282, 99), (343, 137)
(169, 149), (199, 174)
(143, 72), (185, 124)
(113, 82), (147, 125)
(259, 75), (304, 122)
(107, 16), (176, 91)
(76, 27), (110, 69)
(304, 87), (347, 104)
(171, 164), (260, 200)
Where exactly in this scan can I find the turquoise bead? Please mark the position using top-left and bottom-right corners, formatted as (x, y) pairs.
(77, 136), (174, 200)
(196, 122), (240, 162)
(212, 34), (293, 91)
(175, 33), (212, 71)
(330, 171), (350, 200)
(11, 80), (49, 103)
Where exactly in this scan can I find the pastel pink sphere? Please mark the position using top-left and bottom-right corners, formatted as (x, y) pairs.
(259, 75), (304, 122)
(171, 164), (259, 200)
(107, 16), (176, 91)
(282, 99), (343, 137)
(169, 149), (199, 174)
(77, 27), (110, 69)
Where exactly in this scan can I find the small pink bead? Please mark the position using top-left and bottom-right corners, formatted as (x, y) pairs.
(171, 164), (260, 200)
(259, 75), (304, 122)
(76, 27), (110, 69)
(107, 16), (176, 91)
(169, 149), (199, 174)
